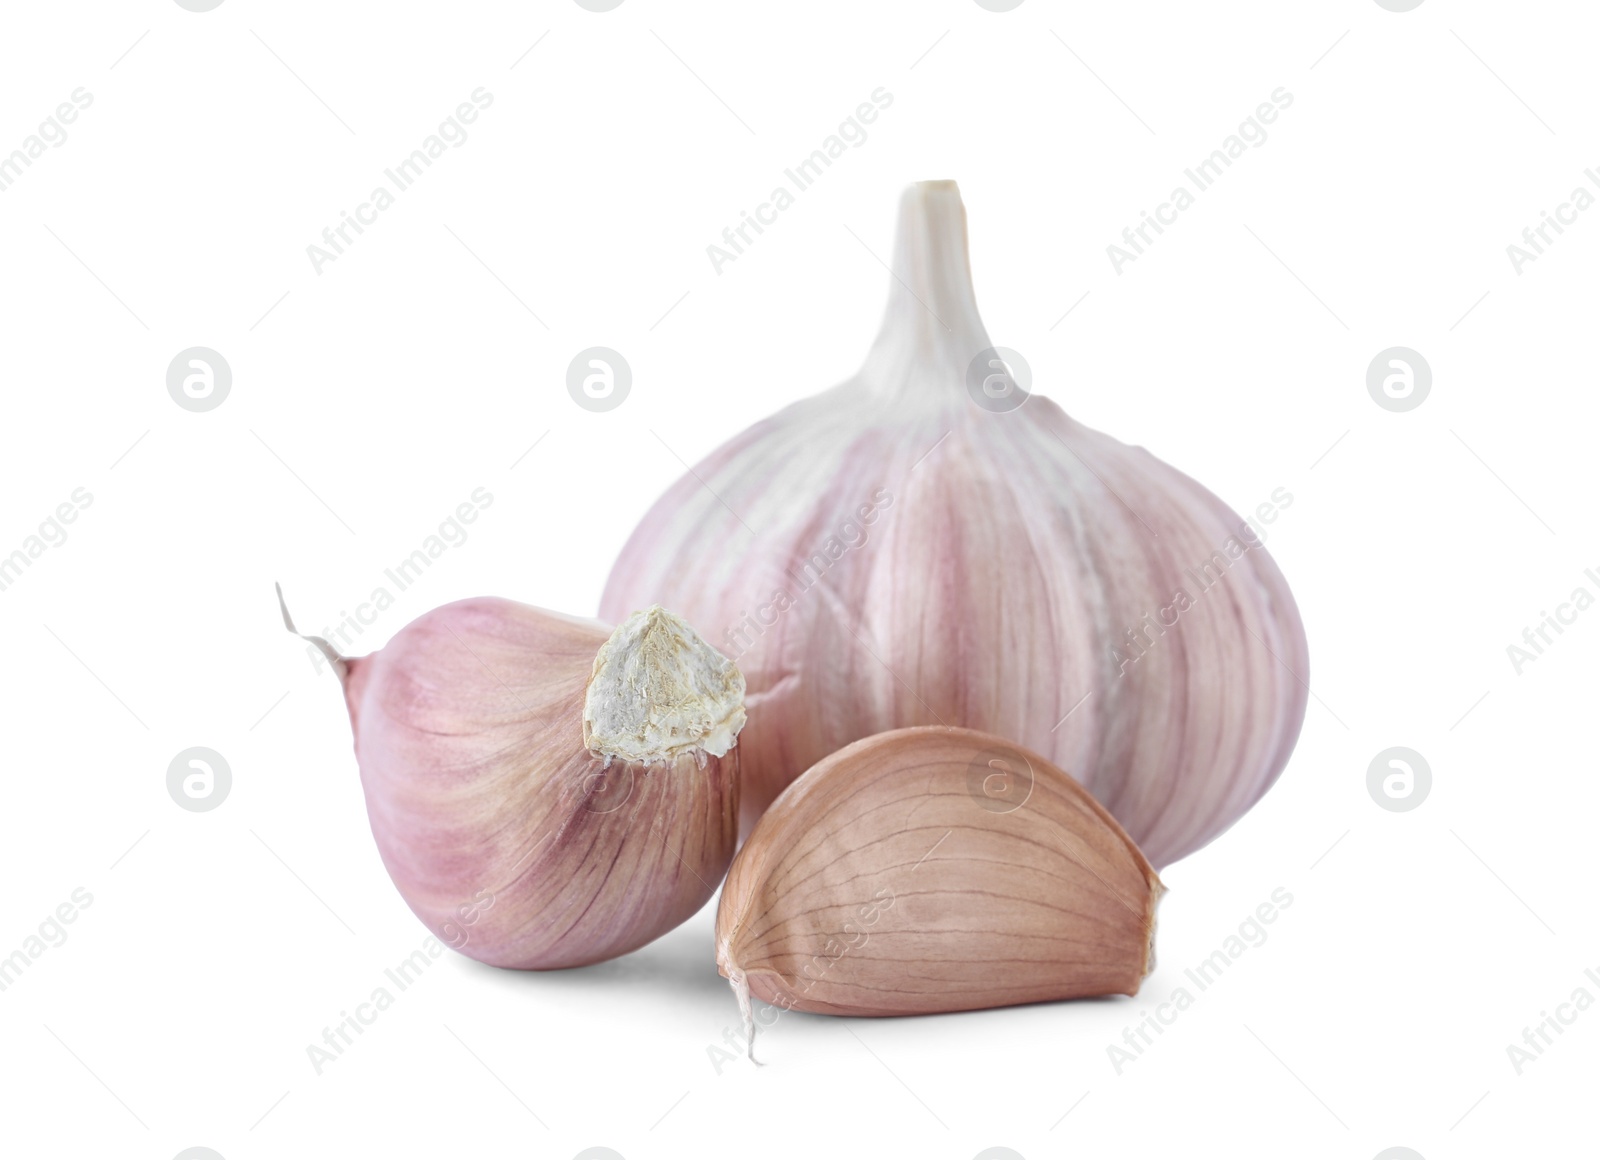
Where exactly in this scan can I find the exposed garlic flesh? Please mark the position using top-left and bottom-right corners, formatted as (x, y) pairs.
(584, 605), (747, 764)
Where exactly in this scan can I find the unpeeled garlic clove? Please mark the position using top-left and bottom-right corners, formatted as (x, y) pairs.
(716, 726), (1163, 1039)
(280, 588), (743, 969)
(602, 180), (1308, 866)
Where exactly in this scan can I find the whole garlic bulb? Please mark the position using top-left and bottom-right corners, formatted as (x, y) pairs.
(282, 591), (744, 968)
(602, 180), (1307, 867)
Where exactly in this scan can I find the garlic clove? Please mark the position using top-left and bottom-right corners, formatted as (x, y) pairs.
(716, 726), (1163, 1041)
(281, 588), (742, 969)
(602, 181), (1308, 867)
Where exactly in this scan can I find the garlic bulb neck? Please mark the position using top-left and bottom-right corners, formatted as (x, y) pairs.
(860, 180), (991, 404)
(583, 605), (747, 764)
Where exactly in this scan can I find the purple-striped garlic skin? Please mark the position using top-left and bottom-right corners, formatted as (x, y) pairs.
(601, 181), (1307, 868)
(298, 596), (742, 968)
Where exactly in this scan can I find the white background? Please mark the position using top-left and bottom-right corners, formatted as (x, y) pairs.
(0, 1), (1594, 1158)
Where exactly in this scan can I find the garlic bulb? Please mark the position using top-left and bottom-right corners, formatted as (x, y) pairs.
(602, 180), (1307, 867)
(717, 727), (1162, 1037)
(280, 590), (743, 968)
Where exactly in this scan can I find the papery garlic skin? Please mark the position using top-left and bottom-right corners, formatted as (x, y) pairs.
(716, 726), (1163, 1028)
(602, 180), (1308, 868)
(288, 593), (741, 969)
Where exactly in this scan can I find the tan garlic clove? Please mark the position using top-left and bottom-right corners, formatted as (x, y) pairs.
(716, 726), (1163, 1041)
(281, 589), (743, 970)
